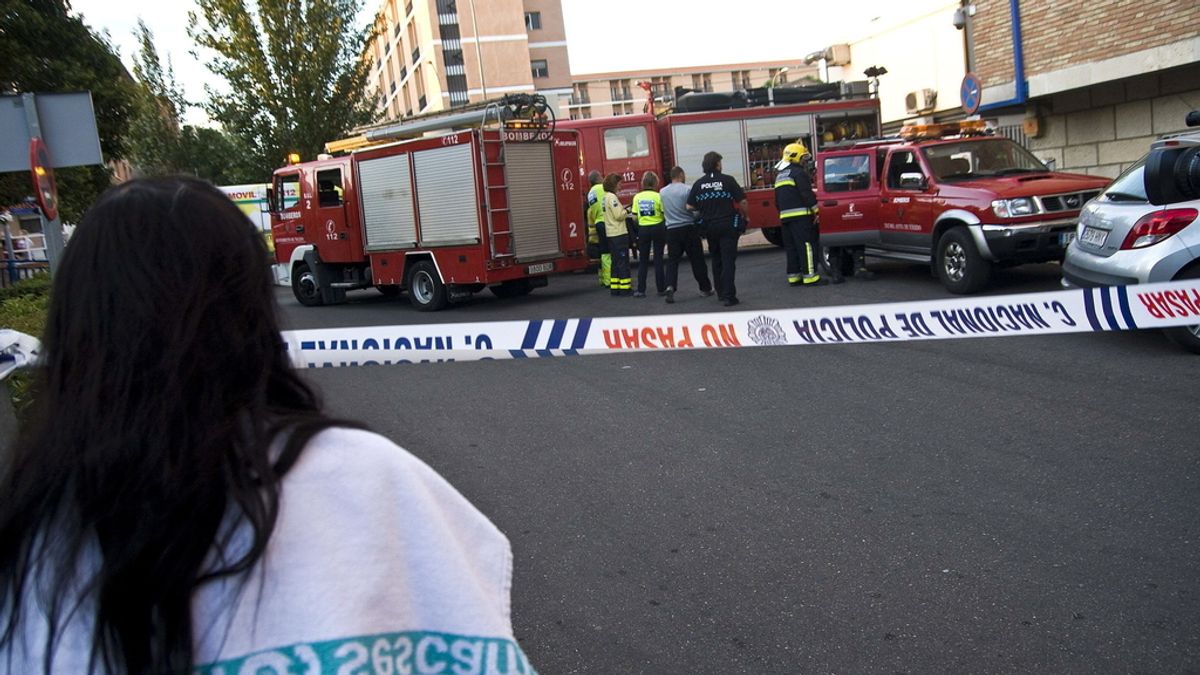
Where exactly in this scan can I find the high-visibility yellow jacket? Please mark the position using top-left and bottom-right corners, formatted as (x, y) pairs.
(632, 189), (664, 226)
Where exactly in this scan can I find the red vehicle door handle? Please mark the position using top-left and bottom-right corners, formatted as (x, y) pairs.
(880, 197), (889, 204)
(822, 200), (838, 207)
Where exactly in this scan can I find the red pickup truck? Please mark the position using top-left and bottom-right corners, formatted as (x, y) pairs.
(800, 122), (1111, 293)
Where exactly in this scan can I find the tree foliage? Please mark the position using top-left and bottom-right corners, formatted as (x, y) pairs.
(0, 0), (138, 222)
(189, 0), (380, 178)
(127, 21), (259, 184)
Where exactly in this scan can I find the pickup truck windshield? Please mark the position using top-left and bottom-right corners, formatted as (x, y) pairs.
(922, 139), (1049, 181)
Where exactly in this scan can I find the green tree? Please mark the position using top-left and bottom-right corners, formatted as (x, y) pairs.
(189, 0), (380, 178)
(127, 19), (187, 176)
(127, 21), (261, 184)
(0, 0), (138, 222)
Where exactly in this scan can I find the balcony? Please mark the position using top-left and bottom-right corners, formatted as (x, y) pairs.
(445, 64), (465, 76)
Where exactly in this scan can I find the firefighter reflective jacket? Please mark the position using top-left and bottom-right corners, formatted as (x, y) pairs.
(774, 162), (818, 220)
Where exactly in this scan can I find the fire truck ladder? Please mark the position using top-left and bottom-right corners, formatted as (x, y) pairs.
(480, 101), (513, 259)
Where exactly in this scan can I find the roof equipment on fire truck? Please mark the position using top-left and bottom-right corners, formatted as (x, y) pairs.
(899, 120), (990, 140)
(324, 94), (556, 154)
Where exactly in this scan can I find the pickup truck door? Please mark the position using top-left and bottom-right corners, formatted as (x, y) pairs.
(879, 150), (934, 250)
(817, 151), (880, 247)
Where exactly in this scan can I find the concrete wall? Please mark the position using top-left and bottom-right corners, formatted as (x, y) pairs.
(1022, 64), (1200, 179)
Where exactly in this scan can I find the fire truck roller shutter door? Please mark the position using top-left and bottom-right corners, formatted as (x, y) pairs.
(358, 154), (417, 250)
(505, 142), (561, 260)
(415, 143), (481, 246)
(672, 121), (747, 186)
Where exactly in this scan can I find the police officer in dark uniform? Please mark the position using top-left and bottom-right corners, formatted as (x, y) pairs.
(775, 142), (841, 286)
(687, 151), (748, 307)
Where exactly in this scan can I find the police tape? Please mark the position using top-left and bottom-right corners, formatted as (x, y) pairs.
(283, 279), (1200, 368)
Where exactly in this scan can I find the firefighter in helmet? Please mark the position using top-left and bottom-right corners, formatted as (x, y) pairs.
(586, 170), (611, 288)
(774, 142), (840, 286)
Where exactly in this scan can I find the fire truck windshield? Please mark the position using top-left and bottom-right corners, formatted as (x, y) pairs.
(922, 138), (1049, 182)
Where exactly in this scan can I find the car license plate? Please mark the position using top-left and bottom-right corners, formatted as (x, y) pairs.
(1080, 226), (1108, 247)
(527, 262), (554, 274)
(1059, 231), (1076, 246)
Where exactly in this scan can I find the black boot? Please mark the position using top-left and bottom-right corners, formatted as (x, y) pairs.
(852, 249), (875, 280)
(818, 244), (845, 284)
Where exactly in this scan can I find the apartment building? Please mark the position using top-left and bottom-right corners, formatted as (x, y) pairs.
(569, 61), (818, 119)
(366, 0), (573, 120)
(972, 0), (1200, 177)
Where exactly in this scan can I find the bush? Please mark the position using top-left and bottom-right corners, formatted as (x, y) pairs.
(0, 274), (51, 415)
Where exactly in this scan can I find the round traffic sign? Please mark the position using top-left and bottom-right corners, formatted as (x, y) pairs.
(961, 73), (982, 115)
(28, 137), (59, 221)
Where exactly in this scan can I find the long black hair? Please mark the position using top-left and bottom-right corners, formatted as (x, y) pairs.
(0, 177), (346, 673)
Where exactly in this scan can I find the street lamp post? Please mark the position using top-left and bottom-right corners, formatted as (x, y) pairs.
(466, 0), (487, 100)
(767, 66), (789, 106)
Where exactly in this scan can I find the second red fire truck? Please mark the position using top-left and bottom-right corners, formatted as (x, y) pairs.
(270, 96), (588, 311)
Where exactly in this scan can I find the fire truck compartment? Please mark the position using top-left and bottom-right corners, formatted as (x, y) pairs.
(358, 154), (417, 250)
(415, 144), (480, 246)
(504, 142), (561, 261)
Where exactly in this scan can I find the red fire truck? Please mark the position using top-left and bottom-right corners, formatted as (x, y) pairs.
(815, 121), (1111, 293)
(271, 96), (588, 311)
(558, 95), (882, 242)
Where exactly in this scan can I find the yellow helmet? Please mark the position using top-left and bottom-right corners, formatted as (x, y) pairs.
(782, 142), (810, 164)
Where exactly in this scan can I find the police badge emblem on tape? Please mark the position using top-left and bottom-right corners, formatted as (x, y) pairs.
(746, 315), (787, 346)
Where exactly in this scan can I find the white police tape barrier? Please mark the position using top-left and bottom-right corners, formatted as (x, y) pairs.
(283, 279), (1200, 368)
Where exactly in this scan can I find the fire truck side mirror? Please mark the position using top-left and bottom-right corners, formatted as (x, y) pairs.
(266, 187), (277, 213)
(899, 172), (927, 190)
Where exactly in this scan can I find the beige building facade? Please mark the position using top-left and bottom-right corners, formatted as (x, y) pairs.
(568, 61), (819, 119)
(366, 0), (574, 121)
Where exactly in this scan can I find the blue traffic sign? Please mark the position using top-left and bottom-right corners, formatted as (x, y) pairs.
(961, 73), (982, 115)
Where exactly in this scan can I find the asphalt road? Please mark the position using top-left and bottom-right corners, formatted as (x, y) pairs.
(280, 244), (1199, 674)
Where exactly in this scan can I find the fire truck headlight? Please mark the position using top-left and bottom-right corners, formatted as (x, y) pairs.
(991, 198), (1036, 218)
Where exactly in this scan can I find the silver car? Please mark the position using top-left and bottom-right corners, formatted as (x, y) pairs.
(1062, 145), (1200, 352)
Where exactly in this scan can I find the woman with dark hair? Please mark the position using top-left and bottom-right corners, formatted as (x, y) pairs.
(0, 177), (530, 673)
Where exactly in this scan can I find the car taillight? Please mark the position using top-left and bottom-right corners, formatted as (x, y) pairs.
(1120, 208), (1198, 249)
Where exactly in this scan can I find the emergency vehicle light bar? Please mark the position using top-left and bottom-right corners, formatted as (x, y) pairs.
(899, 120), (990, 140)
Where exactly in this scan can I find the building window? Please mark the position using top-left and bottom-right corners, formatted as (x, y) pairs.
(610, 79), (630, 101)
(395, 23), (402, 37)
(400, 63), (407, 81)
(573, 83), (590, 104)
(405, 0), (413, 16)
(531, 59), (549, 79)
(412, 45), (420, 64)
(702, 73), (712, 92)
(525, 12), (541, 30)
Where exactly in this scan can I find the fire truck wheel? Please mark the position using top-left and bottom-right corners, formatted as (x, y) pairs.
(292, 262), (325, 307)
(376, 284), (401, 297)
(407, 261), (448, 311)
(936, 228), (992, 294)
(490, 279), (534, 299)
(761, 227), (784, 247)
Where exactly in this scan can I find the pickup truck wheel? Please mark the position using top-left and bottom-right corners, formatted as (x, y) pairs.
(292, 262), (324, 306)
(490, 278), (534, 299)
(1164, 267), (1200, 353)
(407, 261), (448, 311)
(937, 228), (992, 294)
(762, 226), (784, 247)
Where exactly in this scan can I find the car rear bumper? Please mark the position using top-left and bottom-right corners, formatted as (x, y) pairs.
(1061, 237), (1194, 287)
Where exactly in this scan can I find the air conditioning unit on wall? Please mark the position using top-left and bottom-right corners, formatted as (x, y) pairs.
(826, 44), (851, 66)
(905, 88), (938, 114)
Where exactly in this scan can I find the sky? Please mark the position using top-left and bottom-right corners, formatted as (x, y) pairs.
(68, 0), (898, 126)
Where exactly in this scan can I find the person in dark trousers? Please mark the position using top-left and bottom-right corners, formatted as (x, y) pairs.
(632, 171), (667, 297)
(774, 142), (840, 286)
(601, 173), (632, 296)
(659, 166), (713, 303)
(687, 151), (748, 306)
